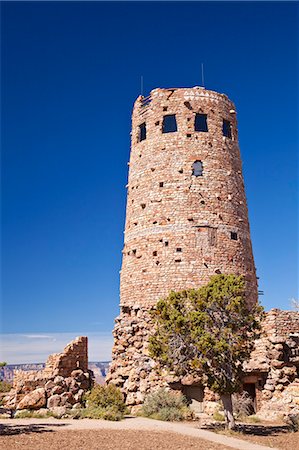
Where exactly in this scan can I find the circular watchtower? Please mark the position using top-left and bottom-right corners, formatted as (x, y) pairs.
(120, 87), (257, 308)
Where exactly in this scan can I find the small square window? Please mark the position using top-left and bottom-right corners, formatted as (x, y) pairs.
(159, 182), (164, 187)
(153, 251), (157, 256)
(176, 248), (182, 252)
(231, 232), (238, 240)
(162, 115), (177, 133)
(138, 122), (146, 142)
(194, 114), (208, 132)
(223, 119), (232, 138)
(164, 241), (169, 247)
(192, 160), (203, 177)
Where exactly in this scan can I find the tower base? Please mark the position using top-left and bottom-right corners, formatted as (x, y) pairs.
(106, 307), (168, 407)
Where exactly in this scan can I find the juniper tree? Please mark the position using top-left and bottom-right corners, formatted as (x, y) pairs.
(149, 274), (264, 429)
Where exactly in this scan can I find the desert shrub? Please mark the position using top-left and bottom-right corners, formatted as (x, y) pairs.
(213, 411), (225, 422)
(141, 388), (192, 421)
(79, 405), (123, 421)
(83, 384), (127, 420)
(284, 414), (299, 432)
(232, 392), (254, 419)
(0, 381), (12, 393)
(14, 410), (55, 419)
(246, 415), (261, 423)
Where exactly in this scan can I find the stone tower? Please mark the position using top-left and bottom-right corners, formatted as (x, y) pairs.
(107, 87), (258, 407)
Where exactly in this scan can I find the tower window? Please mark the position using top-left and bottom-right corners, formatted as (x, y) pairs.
(159, 182), (164, 187)
(162, 115), (177, 133)
(138, 122), (146, 142)
(192, 160), (203, 177)
(194, 114), (208, 132)
(223, 119), (232, 138)
(231, 232), (238, 240)
(153, 251), (157, 256)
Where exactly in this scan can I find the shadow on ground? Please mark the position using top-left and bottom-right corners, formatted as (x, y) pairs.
(0, 423), (67, 436)
(202, 422), (291, 436)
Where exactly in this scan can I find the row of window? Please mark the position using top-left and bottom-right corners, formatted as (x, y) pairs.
(138, 114), (232, 142)
(127, 232), (238, 257)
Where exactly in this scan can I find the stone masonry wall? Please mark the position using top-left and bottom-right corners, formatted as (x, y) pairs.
(244, 309), (299, 420)
(121, 87), (257, 309)
(3, 336), (92, 413)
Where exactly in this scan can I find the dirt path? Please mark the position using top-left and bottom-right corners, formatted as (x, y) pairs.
(0, 417), (278, 450)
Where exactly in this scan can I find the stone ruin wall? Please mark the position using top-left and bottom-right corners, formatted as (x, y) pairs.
(107, 86), (258, 409)
(3, 336), (93, 413)
(108, 308), (299, 418)
(244, 309), (299, 419)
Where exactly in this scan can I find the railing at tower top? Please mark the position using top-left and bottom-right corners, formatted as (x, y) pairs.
(139, 95), (152, 117)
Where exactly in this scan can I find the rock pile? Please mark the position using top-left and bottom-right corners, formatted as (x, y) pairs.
(3, 336), (93, 417)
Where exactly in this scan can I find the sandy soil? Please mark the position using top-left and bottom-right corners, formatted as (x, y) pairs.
(0, 428), (233, 450)
(201, 423), (299, 450)
(222, 430), (299, 450)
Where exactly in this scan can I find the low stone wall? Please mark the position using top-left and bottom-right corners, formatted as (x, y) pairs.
(3, 336), (93, 414)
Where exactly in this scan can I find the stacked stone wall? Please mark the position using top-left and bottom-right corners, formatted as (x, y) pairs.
(3, 336), (92, 414)
(244, 309), (299, 420)
(121, 87), (257, 309)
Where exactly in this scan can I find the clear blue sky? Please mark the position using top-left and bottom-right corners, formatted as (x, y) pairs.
(1, 1), (298, 342)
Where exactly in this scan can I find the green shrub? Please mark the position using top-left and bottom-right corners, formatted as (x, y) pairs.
(0, 381), (12, 393)
(83, 384), (127, 420)
(141, 388), (192, 421)
(78, 405), (123, 421)
(14, 410), (55, 419)
(246, 415), (261, 423)
(213, 411), (225, 422)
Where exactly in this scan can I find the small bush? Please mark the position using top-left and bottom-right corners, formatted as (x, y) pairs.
(232, 392), (254, 419)
(246, 415), (261, 423)
(284, 414), (299, 432)
(0, 381), (12, 393)
(83, 384), (127, 420)
(213, 411), (225, 422)
(141, 388), (192, 421)
(14, 410), (55, 419)
(78, 405), (123, 421)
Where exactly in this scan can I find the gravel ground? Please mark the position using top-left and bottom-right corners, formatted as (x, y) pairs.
(0, 428), (233, 450)
(221, 430), (299, 450)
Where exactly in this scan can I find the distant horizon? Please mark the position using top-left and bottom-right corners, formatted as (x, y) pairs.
(0, 332), (113, 364)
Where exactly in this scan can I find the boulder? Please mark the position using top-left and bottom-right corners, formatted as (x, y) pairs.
(45, 380), (56, 393)
(71, 369), (85, 381)
(49, 406), (67, 418)
(60, 392), (76, 406)
(54, 376), (65, 385)
(51, 385), (64, 395)
(47, 394), (61, 408)
(16, 388), (46, 410)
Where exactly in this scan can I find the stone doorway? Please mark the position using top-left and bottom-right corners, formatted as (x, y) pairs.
(182, 385), (204, 414)
(243, 382), (256, 414)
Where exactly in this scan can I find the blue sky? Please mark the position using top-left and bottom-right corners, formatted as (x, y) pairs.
(1, 1), (298, 363)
